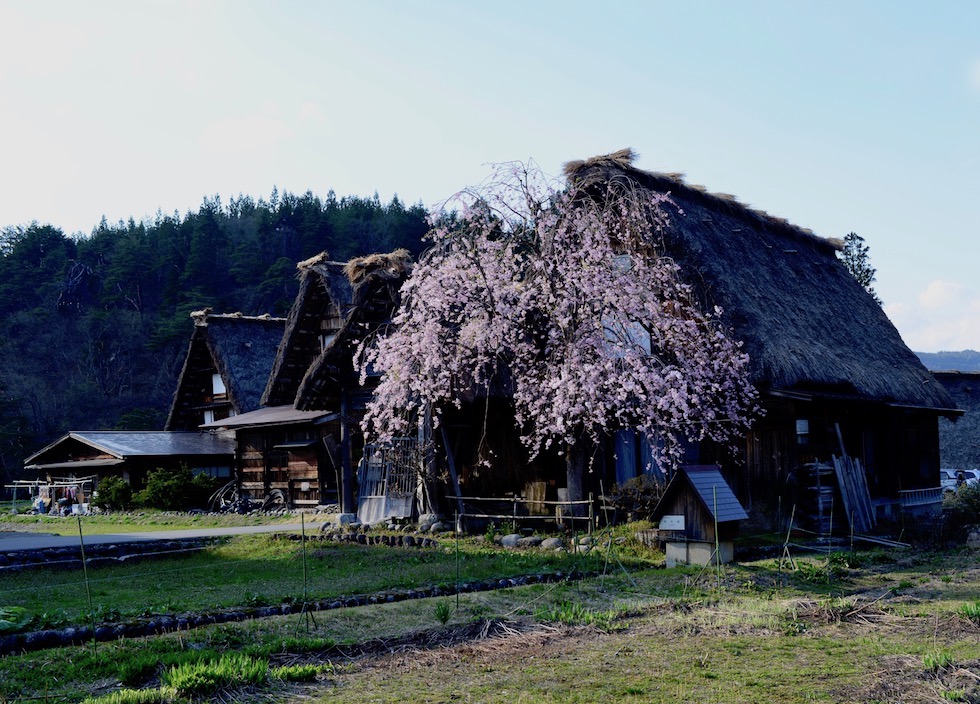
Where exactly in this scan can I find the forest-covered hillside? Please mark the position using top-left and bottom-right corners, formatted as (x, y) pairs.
(0, 190), (430, 483)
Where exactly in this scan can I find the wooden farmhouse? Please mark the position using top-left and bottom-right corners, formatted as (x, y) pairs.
(564, 150), (959, 529)
(333, 150), (958, 532)
(202, 250), (412, 511)
(166, 310), (286, 431)
(931, 371), (980, 470)
(23, 431), (236, 495)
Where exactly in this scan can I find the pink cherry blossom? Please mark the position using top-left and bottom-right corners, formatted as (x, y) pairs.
(360, 160), (759, 473)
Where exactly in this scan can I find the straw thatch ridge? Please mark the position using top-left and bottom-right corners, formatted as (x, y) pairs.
(343, 248), (413, 285)
(261, 256), (353, 407)
(564, 149), (954, 410)
(166, 313), (286, 430)
(564, 148), (833, 252)
(295, 251), (413, 410)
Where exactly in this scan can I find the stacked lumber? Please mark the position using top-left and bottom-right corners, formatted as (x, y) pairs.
(832, 454), (876, 534)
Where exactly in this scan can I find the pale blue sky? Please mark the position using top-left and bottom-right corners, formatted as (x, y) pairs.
(1, 0), (978, 351)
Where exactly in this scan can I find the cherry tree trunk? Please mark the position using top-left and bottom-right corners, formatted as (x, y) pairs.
(565, 436), (588, 519)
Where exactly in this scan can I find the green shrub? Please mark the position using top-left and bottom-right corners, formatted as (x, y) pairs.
(94, 476), (133, 511)
(118, 654), (162, 688)
(277, 636), (336, 653)
(943, 484), (980, 538)
(958, 601), (980, 624)
(133, 467), (194, 510)
(188, 473), (220, 509)
(606, 475), (667, 522)
(434, 600), (452, 624)
(162, 653), (267, 697)
(923, 649), (953, 672)
(536, 601), (618, 630)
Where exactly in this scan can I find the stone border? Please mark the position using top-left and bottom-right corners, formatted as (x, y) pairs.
(275, 532), (440, 548)
(0, 539), (220, 573)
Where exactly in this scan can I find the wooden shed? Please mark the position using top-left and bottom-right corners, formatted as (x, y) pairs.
(652, 465), (748, 566)
(24, 431), (236, 493)
(932, 371), (980, 471)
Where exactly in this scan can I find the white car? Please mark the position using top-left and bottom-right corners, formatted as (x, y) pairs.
(941, 468), (980, 493)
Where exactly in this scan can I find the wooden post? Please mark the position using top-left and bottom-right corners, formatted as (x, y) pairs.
(588, 492), (594, 535)
(418, 403), (435, 515)
(340, 391), (355, 513)
(440, 427), (466, 529)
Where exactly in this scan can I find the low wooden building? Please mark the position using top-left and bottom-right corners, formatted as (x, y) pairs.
(932, 371), (980, 471)
(23, 431), (235, 492)
(201, 406), (338, 507)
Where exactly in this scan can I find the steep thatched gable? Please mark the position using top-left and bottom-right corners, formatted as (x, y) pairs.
(206, 315), (286, 411)
(261, 254), (353, 407)
(295, 249), (413, 410)
(565, 149), (954, 411)
(166, 312), (286, 430)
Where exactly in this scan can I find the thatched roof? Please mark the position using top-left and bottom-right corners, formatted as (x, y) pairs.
(261, 254), (353, 407)
(565, 149), (954, 411)
(933, 372), (980, 468)
(295, 250), (413, 410)
(166, 312), (286, 430)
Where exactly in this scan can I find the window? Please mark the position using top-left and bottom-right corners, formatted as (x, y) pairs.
(192, 466), (232, 479)
(212, 373), (226, 398)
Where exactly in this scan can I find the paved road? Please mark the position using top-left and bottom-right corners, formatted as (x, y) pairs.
(0, 522), (322, 552)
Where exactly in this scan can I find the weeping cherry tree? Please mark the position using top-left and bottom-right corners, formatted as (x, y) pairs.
(359, 155), (759, 507)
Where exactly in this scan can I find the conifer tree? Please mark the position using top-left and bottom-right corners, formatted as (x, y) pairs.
(839, 231), (882, 305)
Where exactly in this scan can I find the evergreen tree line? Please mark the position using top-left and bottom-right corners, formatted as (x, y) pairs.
(0, 189), (430, 485)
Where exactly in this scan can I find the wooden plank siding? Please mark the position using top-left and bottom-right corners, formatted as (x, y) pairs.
(235, 425), (339, 507)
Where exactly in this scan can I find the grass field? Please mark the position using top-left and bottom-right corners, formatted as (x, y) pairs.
(1, 525), (979, 703)
(0, 532), (622, 627)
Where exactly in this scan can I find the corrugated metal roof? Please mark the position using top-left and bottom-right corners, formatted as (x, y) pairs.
(199, 405), (336, 429)
(68, 431), (235, 458)
(683, 466), (748, 522)
(26, 458), (124, 470)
